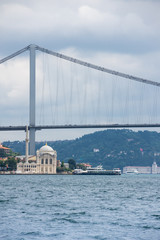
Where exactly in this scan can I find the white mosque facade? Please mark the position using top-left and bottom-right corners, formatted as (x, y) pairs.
(36, 144), (57, 174)
(17, 144), (57, 174)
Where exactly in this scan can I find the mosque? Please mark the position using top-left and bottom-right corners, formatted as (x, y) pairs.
(17, 127), (57, 174)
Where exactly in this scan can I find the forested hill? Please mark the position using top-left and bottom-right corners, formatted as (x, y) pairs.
(3, 129), (160, 170)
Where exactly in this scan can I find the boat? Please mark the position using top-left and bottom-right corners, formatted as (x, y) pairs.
(113, 168), (122, 174)
(73, 165), (121, 175)
(73, 169), (88, 174)
(125, 169), (139, 174)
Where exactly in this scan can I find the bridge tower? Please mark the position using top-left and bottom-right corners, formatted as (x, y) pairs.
(29, 44), (36, 155)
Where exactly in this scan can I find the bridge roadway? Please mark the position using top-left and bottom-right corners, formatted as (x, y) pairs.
(0, 124), (160, 131)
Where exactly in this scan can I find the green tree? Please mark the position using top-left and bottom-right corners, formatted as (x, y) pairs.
(0, 149), (7, 158)
(68, 159), (76, 170)
(0, 160), (6, 170)
(6, 157), (17, 171)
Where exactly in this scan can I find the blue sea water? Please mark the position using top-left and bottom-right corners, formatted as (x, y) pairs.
(0, 174), (160, 240)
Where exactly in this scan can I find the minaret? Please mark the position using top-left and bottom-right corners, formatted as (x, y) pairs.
(25, 126), (29, 163)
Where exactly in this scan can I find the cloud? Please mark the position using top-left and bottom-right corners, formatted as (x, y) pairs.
(0, 0), (160, 54)
(0, 0), (160, 141)
(0, 56), (29, 105)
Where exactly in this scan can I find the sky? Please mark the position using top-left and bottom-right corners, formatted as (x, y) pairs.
(0, 0), (160, 142)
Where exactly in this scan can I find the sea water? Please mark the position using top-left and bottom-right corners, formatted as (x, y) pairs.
(0, 174), (160, 240)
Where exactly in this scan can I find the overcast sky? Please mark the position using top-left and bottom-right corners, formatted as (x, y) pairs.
(0, 0), (160, 142)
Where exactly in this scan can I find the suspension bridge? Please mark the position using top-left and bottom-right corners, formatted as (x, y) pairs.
(0, 44), (160, 155)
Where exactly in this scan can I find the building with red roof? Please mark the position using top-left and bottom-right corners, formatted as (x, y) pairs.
(0, 144), (10, 155)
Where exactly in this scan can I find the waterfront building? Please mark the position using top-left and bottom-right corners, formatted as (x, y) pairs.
(17, 144), (57, 174)
(16, 126), (57, 174)
(123, 161), (160, 174)
(57, 160), (61, 167)
(0, 144), (10, 155)
(64, 163), (69, 168)
(17, 161), (37, 173)
(81, 163), (92, 169)
(36, 144), (57, 174)
(16, 155), (36, 163)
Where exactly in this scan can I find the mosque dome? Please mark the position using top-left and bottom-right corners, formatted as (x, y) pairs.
(39, 144), (54, 153)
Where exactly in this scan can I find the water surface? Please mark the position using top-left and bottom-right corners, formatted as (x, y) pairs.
(0, 174), (160, 240)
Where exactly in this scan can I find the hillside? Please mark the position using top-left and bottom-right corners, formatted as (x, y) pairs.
(3, 129), (160, 170)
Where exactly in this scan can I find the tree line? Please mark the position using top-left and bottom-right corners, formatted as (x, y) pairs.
(3, 129), (160, 170)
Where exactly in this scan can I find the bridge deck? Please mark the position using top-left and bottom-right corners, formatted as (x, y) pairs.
(0, 124), (160, 131)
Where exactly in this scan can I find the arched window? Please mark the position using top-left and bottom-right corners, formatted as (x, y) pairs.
(41, 159), (44, 164)
(50, 159), (52, 164)
(45, 159), (48, 164)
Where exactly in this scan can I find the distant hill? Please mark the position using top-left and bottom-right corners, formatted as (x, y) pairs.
(3, 129), (160, 170)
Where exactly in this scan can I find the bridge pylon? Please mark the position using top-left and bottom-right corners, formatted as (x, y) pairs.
(29, 44), (36, 155)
